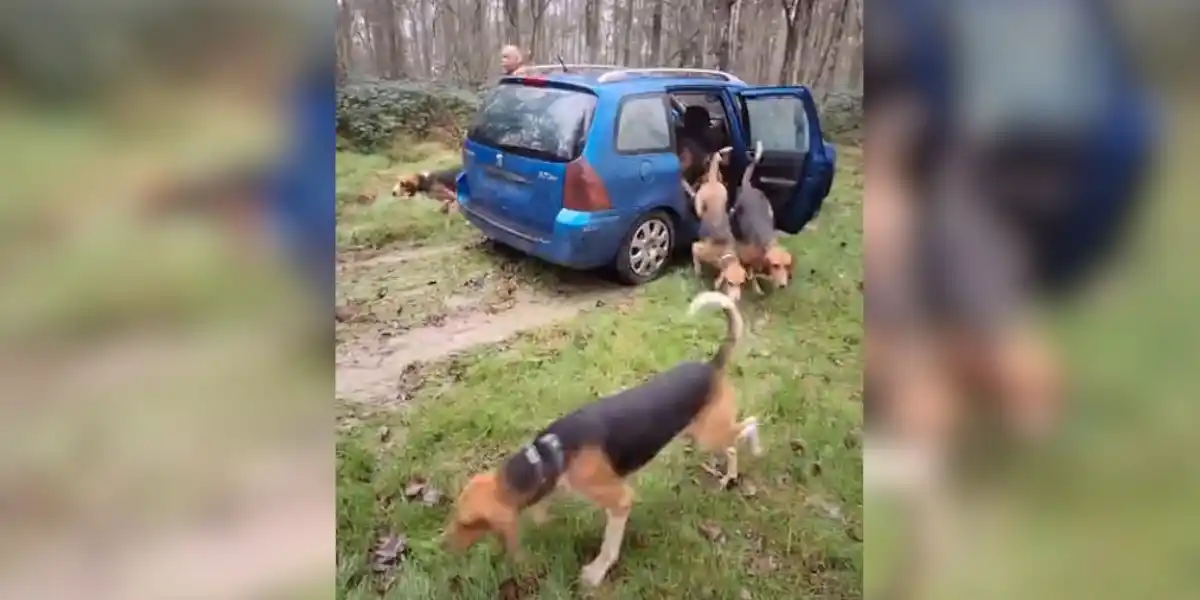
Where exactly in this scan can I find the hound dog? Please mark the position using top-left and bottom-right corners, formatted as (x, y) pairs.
(392, 167), (461, 213)
(443, 291), (763, 587)
(683, 147), (747, 300)
(733, 141), (794, 292)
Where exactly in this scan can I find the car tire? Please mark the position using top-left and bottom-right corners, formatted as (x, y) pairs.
(613, 210), (675, 286)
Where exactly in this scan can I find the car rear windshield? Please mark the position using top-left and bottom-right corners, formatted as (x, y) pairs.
(468, 82), (597, 162)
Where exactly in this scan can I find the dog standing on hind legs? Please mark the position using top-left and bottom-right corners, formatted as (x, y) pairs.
(734, 141), (794, 294)
(684, 147), (747, 300)
(443, 291), (763, 587)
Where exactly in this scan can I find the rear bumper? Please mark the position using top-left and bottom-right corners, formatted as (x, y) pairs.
(456, 179), (622, 270)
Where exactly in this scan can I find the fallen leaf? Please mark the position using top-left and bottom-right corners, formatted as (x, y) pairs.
(371, 533), (408, 572)
(789, 438), (807, 454)
(753, 553), (780, 573)
(497, 572), (542, 600)
(420, 486), (442, 506)
(698, 521), (725, 543)
(741, 482), (759, 498)
(740, 588), (753, 600)
(374, 573), (396, 594)
(809, 461), (823, 478)
(377, 425), (391, 442)
(846, 522), (864, 542)
(805, 495), (843, 521)
(403, 479), (426, 499)
(334, 305), (359, 322)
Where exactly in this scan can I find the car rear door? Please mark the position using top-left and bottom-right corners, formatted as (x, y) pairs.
(734, 86), (835, 234)
(464, 80), (597, 237)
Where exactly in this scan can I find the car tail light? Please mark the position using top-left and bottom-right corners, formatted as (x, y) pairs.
(522, 76), (547, 86)
(563, 159), (613, 212)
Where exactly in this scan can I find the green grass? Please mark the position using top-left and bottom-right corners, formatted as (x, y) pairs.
(859, 104), (1200, 600)
(336, 149), (864, 599)
(336, 142), (473, 250)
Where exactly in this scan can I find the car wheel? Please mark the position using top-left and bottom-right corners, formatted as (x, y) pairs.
(614, 210), (675, 285)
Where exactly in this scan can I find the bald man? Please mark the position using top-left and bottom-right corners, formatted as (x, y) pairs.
(500, 45), (525, 76)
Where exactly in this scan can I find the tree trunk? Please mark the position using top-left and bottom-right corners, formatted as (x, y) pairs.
(649, 0), (664, 65)
(621, 0), (635, 65)
(336, 0), (354, 84)
(504, 0), (522, 47)
(529, 0), (549, 61)
(813, 0), (850, 96)
(585, 0), (600, 63)
(715, 0), (739, 71)
(778, 1), (804, 84)
(388, 0), (406, 79)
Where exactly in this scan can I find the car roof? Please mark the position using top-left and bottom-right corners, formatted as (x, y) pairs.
(501, 67), (749, 97)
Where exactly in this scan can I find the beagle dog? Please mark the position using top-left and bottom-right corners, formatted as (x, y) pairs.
(684, 147), (746, 300)
(392, 168), (460, 213)
(443, 292), (763, 587)
(733, 142), (794, 292)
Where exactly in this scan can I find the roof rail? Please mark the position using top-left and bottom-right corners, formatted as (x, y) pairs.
(515, 64), (624, 75)
(596, 68), (745, 84)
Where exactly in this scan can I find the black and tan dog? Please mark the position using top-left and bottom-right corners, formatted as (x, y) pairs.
(733, 141), (794, 292)
(443, 291), (763, 587)
(392, 168), (461, 213)
(684, 147), (746, 300)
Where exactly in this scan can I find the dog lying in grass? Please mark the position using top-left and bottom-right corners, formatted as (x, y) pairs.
(443, 291), (763, 587)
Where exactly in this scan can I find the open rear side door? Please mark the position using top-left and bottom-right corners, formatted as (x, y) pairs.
(735, 86), (835, 234)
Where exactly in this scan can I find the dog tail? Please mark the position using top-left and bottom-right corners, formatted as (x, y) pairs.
(688, 291), (744, 370)
(741, 140), (764, 189)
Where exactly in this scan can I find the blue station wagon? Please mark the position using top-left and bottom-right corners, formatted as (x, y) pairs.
(455, 66), (837, 284)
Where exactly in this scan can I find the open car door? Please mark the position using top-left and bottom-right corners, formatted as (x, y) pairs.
(735, 86), (836, 234)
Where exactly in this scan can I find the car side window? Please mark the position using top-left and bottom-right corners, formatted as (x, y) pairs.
(744, 96), (809, 153)
(615, 95), (673, 154)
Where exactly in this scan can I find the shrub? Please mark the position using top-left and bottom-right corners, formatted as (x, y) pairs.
(336, 80), (480, 153)
(819, 91), (863, 146)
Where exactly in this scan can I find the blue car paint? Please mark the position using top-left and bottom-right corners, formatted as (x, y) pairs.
(457, 74), (837, 275)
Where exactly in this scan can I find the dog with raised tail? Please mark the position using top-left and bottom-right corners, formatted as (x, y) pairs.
(734, 141), (794, 292)
(443, 291), (763, 587)
(684, 147), (747, 301)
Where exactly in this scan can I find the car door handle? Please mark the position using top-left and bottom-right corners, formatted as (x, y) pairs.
(760, 176), (797, 186)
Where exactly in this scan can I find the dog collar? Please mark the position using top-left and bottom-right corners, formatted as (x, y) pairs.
(522, 433), (564, 481)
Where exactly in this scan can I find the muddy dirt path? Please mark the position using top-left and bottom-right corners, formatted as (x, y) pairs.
(335, 243), (630, 406)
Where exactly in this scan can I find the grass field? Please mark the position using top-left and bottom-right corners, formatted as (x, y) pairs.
(335, 143), (864, 599)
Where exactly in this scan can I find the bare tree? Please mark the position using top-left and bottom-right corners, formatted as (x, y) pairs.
(339, 0), (861, 94)
(620, 0), (635, 65)
(504, 0), (522, 47)
(714, 0), (740, 71)
(585, 0), (601, 63)
(777, 0), (808, 85)
(528, 0), (553, 60)
(649, 0), (664, 65)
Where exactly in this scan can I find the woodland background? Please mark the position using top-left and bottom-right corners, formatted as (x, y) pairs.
(336, 0), (863, 94)
(334, 0), (865, 151)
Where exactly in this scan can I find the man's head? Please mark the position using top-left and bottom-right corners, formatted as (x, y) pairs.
(500, 45), (524, 75)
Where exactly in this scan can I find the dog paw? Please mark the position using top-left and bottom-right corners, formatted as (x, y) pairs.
(580, 563), (608, 587)
(719, 474), (738, 489)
